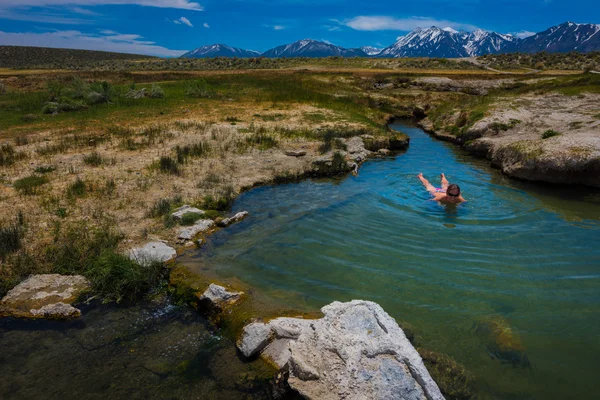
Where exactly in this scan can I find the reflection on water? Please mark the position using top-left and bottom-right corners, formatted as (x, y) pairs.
(0, 298), (273, 400)
(186, 123), (600, 399)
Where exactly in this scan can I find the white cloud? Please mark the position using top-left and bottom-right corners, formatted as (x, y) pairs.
(273, 25), (285, 30)
(70, 6), (100, 15)
(203, 22), (209, 28)
(344, 16), (478, 32)
(0, 29), (187, 57)
(0, 1), (203, 11)
(176, 16), (193, 27)
(511, 30), (535, 39)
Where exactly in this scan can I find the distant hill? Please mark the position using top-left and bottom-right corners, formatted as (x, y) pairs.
(181, 44), (261, 58)
(0, 46), (156, 69)
(262, 39), (367, 58)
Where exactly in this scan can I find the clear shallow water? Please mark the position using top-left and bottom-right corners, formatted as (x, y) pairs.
(0, 299), (273, 400)
(188, 123), (600, 399)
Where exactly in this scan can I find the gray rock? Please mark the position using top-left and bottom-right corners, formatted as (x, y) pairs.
(285, 150), (307, 157)
(177, 220), (215, 240)
(237, 301), (444, 400)
(237, 322), (273, 358)
(171, 205), (204, 220)
(216, 211), (249, 227)
(129, 241), (177, 265)
(378, 148), (391, 156)
(199, 283), (243, 307)
(0, 274), (90, 319)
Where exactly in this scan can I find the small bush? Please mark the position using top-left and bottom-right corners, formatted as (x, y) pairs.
(14, 136), (29, 146)
(87, 81), (115, 104)
(0, 224), (21, 260)
(21, 114), (37, 122)
(542, 129), (561, 139)
(0, 144), (26, 166)
(86, 250), (166, 303)
(67, 177), (87, 198)
(202, 210), (222, 220)
(180, 212), (203, 226)
(83, 151), (104, 166)
(175, 142), (211, 163)
(14, 175), (49, 195)
(158, 156), (180, 174)
(149, 198), (173, 217)
(149, 84), (165, 98)
(245, 132), (278, 150)
(186, 79), (216, 98)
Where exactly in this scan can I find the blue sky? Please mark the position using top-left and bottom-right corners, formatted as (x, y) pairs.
(0, 0), (598, 56)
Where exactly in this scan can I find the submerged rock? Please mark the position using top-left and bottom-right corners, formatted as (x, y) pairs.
(199, 283), (243, 309)
(216, 211), (249, 227)
(177, 220), (215, 240)
(0, 274), (90, 319)
(129, 241), (177, 265)
(476, 317), (530, 368)
(171, 205), (204, 220)
(237, 300), (444, 400)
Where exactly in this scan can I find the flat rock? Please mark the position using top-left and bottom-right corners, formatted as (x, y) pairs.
(237, 322), (273, 358)
(171, 205), (204, 220)
(129, 242), (177, 264)
(285, 150), (307, 157)
(177, 220), (215, 240)
(0, 274), (90, 319)
(216, 211), (249, 227)
(237, 300), (444, 400)
(198, 283), (243, 308)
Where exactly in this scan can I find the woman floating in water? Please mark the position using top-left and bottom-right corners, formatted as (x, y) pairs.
(418, 173), (466, 204)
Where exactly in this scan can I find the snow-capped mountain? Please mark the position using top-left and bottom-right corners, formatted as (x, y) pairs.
(379, 27), (470, 58)
(518, 22), (600, 53)
(379, 27), (518, 58)
(262, 39), (367, 58)
(180, 22), (600, 60)
(181, 44), (261, 58)
(378, 22), (600, 58)
(361, 46), (383, 56)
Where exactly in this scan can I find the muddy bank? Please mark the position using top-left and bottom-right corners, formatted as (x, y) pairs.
(418, 93), (600, 187)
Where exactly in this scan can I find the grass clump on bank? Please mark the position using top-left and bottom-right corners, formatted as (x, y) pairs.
(14, 175), (49, 195)
(542, 129), (561, 139)
(67, 177), (88, 198)
(46, 223), (167, 303)
(0, 144), (26, 166)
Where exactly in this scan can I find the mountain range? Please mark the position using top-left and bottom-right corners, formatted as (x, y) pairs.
(181, 22), (600, 59)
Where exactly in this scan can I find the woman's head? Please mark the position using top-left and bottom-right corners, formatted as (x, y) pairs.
(446, 184), (461, 197)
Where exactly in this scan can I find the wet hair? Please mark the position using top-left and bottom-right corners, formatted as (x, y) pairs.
(447, 184), (460, 197)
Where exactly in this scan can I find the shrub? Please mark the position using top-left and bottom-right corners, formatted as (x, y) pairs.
(0, 224), (21, 260)
(186, 79), (216, 98)
(67, 177), (87, 198)
(86, 250), (166, 303)
(149, 198), (173, 217)
(0, 144), (26, 166)
(180, 212), (203, 226)
(87, 81), (114, 104)
(149, 84), (165, 99)
(14, 136), (29, 146)
(245, 132), (278, 150)
(202, 210), (222, 220)
(541, 129), (560, 139)
(158, 156), (180, 174)
(34, 165), (56, 174)
(83, 151), (104, 166)
(175, 142), (211, 163)
(14, 175), (49, 195)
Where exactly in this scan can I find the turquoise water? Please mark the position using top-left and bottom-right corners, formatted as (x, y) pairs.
(187, 123), (600, 399)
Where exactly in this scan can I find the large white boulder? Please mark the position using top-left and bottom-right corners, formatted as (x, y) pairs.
(129, 241), (177, 265)
(177, 220), (215, 240)
(0, 274), (90, 319)
(199, 283), (243, 308)
(237, 300), (444, 400)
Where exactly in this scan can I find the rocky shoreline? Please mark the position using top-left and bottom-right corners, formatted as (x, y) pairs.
(417, 93), (600, 188)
